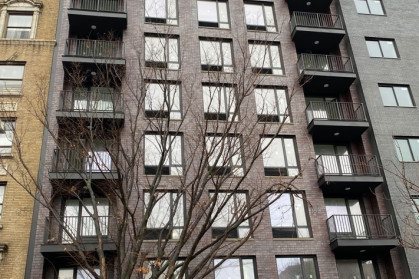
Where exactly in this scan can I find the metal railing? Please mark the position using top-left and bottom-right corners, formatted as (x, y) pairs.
(315, 154), (381, 177)
(65, 39), (124, 59)
(70, 0), (125, 13)
(44, 216), (109, 244)
(326, 214), (396, 242)
(306, 102), (367, 123)
(297, 53), (354, 73)
(51, 148), (114, 173)
(290, 11), (343, 31)
(58, 90), (124, 113)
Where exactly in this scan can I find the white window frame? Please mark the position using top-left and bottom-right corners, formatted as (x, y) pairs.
(261, 136), (299, 176)
(144, 134), (183, 175)
(0, 64), (24, 95)
(145, 82), (182, 119)
(144, 192), (184, 240)
(145, 0), (178, 25)
(205, 135), (244, 176)
(354, 0), (384, 15)
(0, 183), (5, 220)
(393, 137), (419, 162)
(197, 0), (229, 29)
(0, 1), (41, 39)
(244, 2), (276, 32)
(254, 87), (289, 122)
(145, 35), (180, 69)
(378, 85), (414, 107)
(411, 196), (419, 225)
(0, 120), (14, 155)
(249, 42), (283, 75)
(202, 84), (237, 121)
(366, 38), (398, 58)
(214, 258), (257, 279)
(200, 39), (233, 72)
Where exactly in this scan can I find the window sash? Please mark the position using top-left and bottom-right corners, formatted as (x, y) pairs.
(394, 138), (419, 162)
(214, 258), (256, 279)
(249, 44), (282, 74)
(6, 15), (32, 39)
(145, 83), (181, 119)
(205, 135), (244, 175)
(366, 39), (397, 58)
(145, 0), (178, 24)
(144, 134), (183, 175)
(203, 85), (237, 121)
(0, 121), (14, 154)
(244, 3), (276, 31)
(142, 260), (185, 279)
(355, 0), (384, 15)
(0, 65), (24, 94)
(379, 85), (413, 107)
(276, 257), (318, 279)
(198, 0), (229, 28)
(145, 37), (180, 69)
(0, 185), (5, 219)
(254, 88), (288, 122)
(200, 40), (233, 72)
(261, 137), (298, 176)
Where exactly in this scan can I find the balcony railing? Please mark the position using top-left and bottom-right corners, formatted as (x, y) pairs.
(70, 0), (125, 13)
(297, 54), (354, 73)
(51, 148), (114, 173)
(306, 102), (367, 123)
(315, 154), (380, 177)
(326, 214), (396, 242)
(58, 90), (124, 113)
(65, 39), (124, 59)
(290, 12), (343, 30)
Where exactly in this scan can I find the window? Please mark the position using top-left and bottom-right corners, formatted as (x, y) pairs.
(197, 0), (229, 29)
(379, 85), (414, 107)
(0, 120), (14, 155)
(336, 259), (378, 279)
(276, 257), (318, 279)
(145, 0), (178, 25)
(412, 196), (419, 225)
(141, 260), (185, 278)
(205, 135), (244, 176)
(261, 137), (299, 176)
(0, 65), (24, 94)
(354, 0), (384, 15)
(214, 258), (256, 279)
(254, 87), (289, 122)
(366, 38), (398, 58)
(144, 134), (183, 175)
(249, 42), (283, 75)
(0, 2), (41, 39)
(393, 137), (419, 162)
(71, 87), (118, 112)
(144, 192), (184, 240)
(0, 183), (5, 219)
(58, 267), (100, 279)
(202, 84), (237, 121)
(211, 192), (250, 238)
(244, 2), (276, 32)
(145, 82), (181, 119)
(6, 14), (32, 39)
(269, 192), (311, 238)
(145, 35), (180, 69)
(200, 38), (233, 72)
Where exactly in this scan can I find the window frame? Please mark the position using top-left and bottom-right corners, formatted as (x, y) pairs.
(336, 259), (379, 279)
(260, 136), (299, 177)
(365, 38), (398, 58)
(214, 257), (257, 279)
(0, 119), (15, 155)
(0, 1), (41, 39)
(268, 192), (312, 238)
(58, 267), (101, 279)
(145, 0), (178, 25)
(393, 137), (419, 162)
(378, 84), (415, 107)
(144, 81), (182, 119)
(199, 38), (234, 72)
(144, 34), (180, 69)
(197, 0), (230, 29)
(244, 1), (277, 32)
(248, 41), (284, 75)
(0, 183), (5, 220)
(202, 83), (238, 121)
(254, 86), (290, 122)
(276, 256), (319, 279)
(0, 64), (24, 95)
(411, 195), (419, 225)
(144, 133), (184, 175)
(354, 0), (385, 15)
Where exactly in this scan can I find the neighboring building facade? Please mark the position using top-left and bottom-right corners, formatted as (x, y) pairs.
(24, 0), (414, 279)
(0, 0), (58, 278)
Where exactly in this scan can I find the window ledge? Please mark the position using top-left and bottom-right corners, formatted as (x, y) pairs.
(0, 39), (56, 46)
(383, 106), (417, 108)
(273, 237), (314, 241)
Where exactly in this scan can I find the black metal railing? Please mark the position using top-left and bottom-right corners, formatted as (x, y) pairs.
(306, 102), (367, 122)
(297, 53), (354, 73)
(326, 214), (396, 242)
(44, 216), (109, 244)
(65, 39), (124, 59)
(58, 90), (124, 113)
(70, 0), (125, 13)
(290, 11), (343, 30)
(315, 154), (381, 177)
(51, 148), (114, 173)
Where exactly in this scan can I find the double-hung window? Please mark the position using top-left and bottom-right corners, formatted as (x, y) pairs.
(261, 136), (299, 176)
(379, 85), (414, 107)
(249, 41), (283, 75)
(0, 120), (14, 155)
(276, 257), (319, 279)
(214, 258), (256, 279)
(145, 82), (181, 119)
(0, 183), (5, 219)
(202, 84), (237, 121)
(205, 135), (244, 176)
(145, 35), (180, 69)
(244, 2), (276, 32)
(393, 137), (419, 162)
(58, 267), (100, 279)
(145, 0), (178, 25)
(254, 87), (289, 122)
(144, 192), (184, 240)
(197, 0), (229, 29)
(0, 65), (24, 94)
(354, 0), (384, 15)
(366, 38), (398, 58)
(5, 14), (32, 39)
(269, 192), (310, 238)
(144, 134), (183, 175)
(200, 38), (233, 72)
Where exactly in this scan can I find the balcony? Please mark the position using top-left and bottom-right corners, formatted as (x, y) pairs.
(290, 12), (345, 52)
(286, 0), (333, 13)
(306, 102), (369, 141)
(68, 0), (127, 31)
(62, 39), (125, 65)
(327, 214), (398, 255)
(41, 216), (116, 257)
(297, 54), (356, 94)
(315, 154), (383, 194)
(56, 90), (124, 127)
(49, 148), (119, 180)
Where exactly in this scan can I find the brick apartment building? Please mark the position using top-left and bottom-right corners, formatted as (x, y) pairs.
(22, 0), (418, 278)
